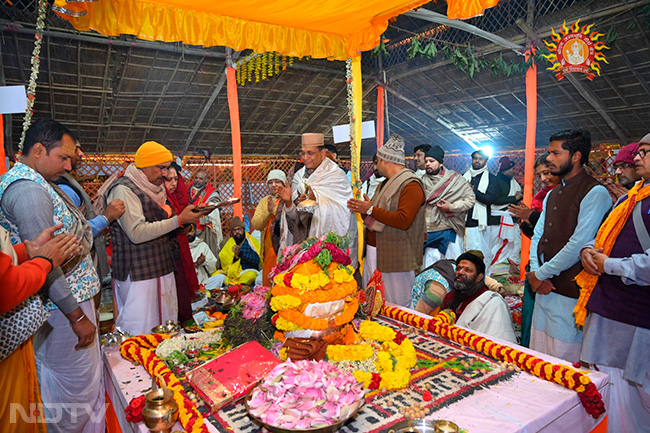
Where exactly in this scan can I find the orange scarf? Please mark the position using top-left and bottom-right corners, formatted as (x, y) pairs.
(574, 180), (650, 326)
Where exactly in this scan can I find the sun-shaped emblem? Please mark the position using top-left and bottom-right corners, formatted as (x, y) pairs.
(541, 20), (609, 81)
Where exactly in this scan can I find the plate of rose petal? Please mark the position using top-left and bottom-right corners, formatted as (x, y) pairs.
(245, 359), (365, 433)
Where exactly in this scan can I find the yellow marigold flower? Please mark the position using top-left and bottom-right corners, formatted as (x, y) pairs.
(359, 321), (396, 342)
(279, 347), (288, 361)
(327, 343), (374, 362)
(270, 294), (302, 312)
(275, 316), (301, 331)
(353, 371), (372, 388)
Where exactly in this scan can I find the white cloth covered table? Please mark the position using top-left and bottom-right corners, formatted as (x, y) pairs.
(103, 307), (609, 433)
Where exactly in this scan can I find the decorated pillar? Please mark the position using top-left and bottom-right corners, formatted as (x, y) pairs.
(226, 66), (243, 218)
(521, 48), (537, 279)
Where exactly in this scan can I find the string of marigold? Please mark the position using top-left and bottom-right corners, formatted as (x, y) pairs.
(380, 305), (605, 419)
(270, 280), (357, 304)
(274, 297), (359, 331)
(120, 335), (209, 433)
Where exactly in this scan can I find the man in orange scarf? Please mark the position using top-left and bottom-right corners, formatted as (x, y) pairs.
(577, 133), (650, 433)
(252, 169), (286, 285)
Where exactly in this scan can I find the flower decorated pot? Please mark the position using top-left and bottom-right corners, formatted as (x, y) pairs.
(142, 374), (179, 433)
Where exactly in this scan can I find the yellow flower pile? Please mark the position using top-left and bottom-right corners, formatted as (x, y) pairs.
(327, 321), (417, 391)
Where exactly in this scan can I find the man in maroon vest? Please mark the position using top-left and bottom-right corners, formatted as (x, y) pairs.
(107, 141), (208, 335)
(527, 130), (611, 363)
(578, 133), (650, 433)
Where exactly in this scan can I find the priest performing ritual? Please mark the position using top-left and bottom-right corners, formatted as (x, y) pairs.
(278, 133), (357, 266)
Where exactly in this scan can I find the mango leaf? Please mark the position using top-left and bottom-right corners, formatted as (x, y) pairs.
(407, 36), (422, 60)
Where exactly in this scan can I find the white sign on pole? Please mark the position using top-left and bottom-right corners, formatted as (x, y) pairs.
(0, 86), (27, 114)
(332, 120), (376, 144)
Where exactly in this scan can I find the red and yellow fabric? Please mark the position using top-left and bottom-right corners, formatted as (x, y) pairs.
(52, 0), (498, 60)
(574, 181), (650, 326)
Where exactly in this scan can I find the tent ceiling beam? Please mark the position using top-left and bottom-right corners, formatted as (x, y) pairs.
(516, 20), (629, 143)
(96, 43), (113, 147)
(180, 49), (240, 155)
(403, 9), (525, 55)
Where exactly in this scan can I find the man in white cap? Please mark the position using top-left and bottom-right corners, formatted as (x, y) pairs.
(348, 134), (426, 307)
(252, 169), (287, 285)
(106, 141), (208, 336)
(278, 133), (357, 264)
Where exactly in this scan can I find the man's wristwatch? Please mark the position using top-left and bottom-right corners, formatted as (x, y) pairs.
(366, 205), (373, 216)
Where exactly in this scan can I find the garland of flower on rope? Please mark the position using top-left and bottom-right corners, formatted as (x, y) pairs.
(16, 0), (48, 160)
(235, 52), (308, 86)
(380, 305), (606, 419)
(120, 334), (209, 433)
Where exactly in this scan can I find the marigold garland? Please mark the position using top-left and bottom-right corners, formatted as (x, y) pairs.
(380, 305), (606, 419)
(120, 334), (209, 433)
(274, 297), (359, 331)
(271, 280), (357, 305)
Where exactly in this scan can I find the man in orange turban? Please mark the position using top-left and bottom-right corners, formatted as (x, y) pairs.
(107, 141), (210, 335)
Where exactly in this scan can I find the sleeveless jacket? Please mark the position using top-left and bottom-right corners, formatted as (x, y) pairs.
(108, 177), (174, 281)
(373, 169), (426, 273)
(537, 170), (600, 298)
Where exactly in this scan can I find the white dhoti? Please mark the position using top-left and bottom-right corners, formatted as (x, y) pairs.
(114, 272), (177, 336)
(34, 299), (105, 433)
(465, 226), (499, 274)
(363, 245), (414, 308)
(423, 234), (465, 269)
(597, 365), (650, 433)
(490, 215), (521, 267)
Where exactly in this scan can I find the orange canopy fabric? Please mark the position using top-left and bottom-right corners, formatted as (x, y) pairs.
(55, 0), (499, 60)
(446, 0), (500, 20)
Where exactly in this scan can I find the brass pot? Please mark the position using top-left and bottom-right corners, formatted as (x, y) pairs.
(142, 374), (179, 433)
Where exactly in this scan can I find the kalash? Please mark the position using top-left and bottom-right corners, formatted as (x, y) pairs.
(269, 233), (359, 358)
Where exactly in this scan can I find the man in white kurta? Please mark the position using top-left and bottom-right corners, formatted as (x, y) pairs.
(279, 133), (357, 265)
(188, 224), (222, 290)
(443, 250), (516, 343)
(107, 141), (207, 336)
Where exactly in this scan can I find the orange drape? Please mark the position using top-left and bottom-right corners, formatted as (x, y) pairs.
(376, 87), (385, 149)
(521, 48), (537, 279)
(0, 115), (6, 175)
(227, 66), (243, 218)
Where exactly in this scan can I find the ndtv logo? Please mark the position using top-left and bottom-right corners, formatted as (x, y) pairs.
(10, 403), (108, 424)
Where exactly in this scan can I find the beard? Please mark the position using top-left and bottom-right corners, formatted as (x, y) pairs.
(188, 234), (196, 243)
(453, 274), (480, 293)
(193, 180), (206, 189)
(550, 158), (573, 177)
(233, 233), (245, 243)
(426, 167), (441, 176)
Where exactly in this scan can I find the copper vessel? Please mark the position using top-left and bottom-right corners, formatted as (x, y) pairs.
(142, 374), (179, 433)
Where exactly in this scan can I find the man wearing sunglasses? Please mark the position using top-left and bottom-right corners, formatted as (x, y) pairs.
(604, 142), (642, 202)
(578, 133), (650, 433)
(106, 141), (208, 336)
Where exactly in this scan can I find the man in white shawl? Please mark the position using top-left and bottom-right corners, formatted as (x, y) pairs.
(463, 149), (500, 274)
(490, 157), (523, 267)
(279, 133), (357, 265)
(421, 145), (475, 267)
(107, 141), (209, 335)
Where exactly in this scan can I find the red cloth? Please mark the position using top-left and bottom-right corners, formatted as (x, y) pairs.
(0, 244), (51, 314)
(188, 182), (217, 230)
(442, 286), (488, 317)
(530, 184), (557, 213)
(165, 175), (200, 322)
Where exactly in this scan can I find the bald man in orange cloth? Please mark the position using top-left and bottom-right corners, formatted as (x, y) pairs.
(106, 141), (210, 335)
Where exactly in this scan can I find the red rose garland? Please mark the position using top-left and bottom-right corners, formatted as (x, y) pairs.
(119, 334), (209, 433)
(381, 306), (605, 419)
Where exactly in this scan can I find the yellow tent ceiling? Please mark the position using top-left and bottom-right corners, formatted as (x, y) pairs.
(57, 0), (499, 60)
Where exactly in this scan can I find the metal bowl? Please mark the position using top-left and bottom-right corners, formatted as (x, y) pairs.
(151, 320), (181, 336)
(388, 419), (460, 433)
(245, 386), (364, 433)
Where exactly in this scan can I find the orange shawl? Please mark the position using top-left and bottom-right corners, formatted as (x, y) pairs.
(574, 180), (650, 326)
